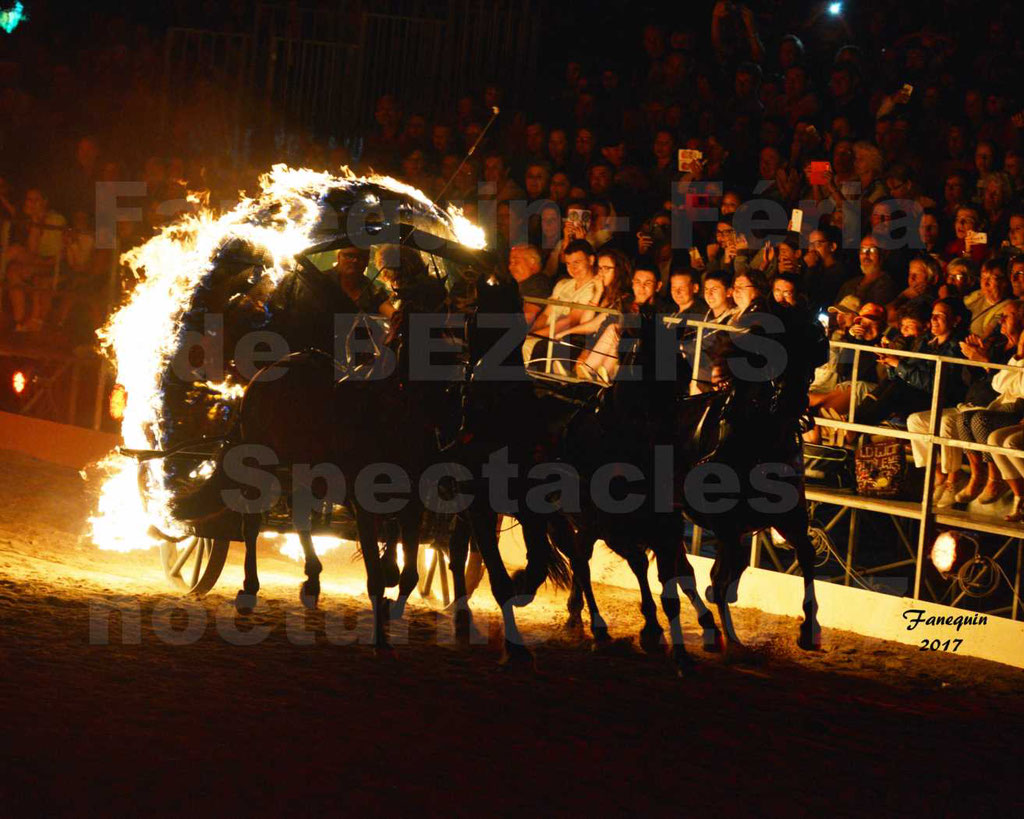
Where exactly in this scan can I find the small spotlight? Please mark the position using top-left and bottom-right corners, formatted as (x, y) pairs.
(931, 531), (958, 574)
(11, 370), (26, 395)
(828, 2), (843, 14)
(108, 384), (127, 422)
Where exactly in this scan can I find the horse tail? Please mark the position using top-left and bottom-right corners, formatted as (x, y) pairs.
(543, 538), (573, 591)
(168, 455), (233, 522)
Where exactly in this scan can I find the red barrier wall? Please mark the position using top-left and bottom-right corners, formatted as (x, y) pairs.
(0, 411), (119, 469)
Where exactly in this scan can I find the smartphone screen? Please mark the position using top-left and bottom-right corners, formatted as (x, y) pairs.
(791, 208), (804, 233)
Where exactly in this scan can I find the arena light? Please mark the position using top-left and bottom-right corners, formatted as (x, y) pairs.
(11, 370), (27, 395)
(0, 2), (26, 34)
(930, 530), (1001, 598)
(930, 531), (960, 574)
(828, 2), (843, 14)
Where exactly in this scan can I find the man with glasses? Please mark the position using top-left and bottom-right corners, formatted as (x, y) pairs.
(835, 234), (897, 307)
(803, 225), (849, 310)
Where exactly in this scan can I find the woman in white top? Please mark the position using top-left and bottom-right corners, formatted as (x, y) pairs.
(986, 333), (1024, 521)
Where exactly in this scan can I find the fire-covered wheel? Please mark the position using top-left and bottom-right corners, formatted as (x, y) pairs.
(160, 536), (229, 595)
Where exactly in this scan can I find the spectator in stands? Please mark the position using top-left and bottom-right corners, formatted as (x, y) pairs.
(482, 153), (524, 202)
(772, 272), (801, 307)
(808, 302), (886, 418)
(4, 188), (67, 332)
(942, 171), (971, 222)
(987, 333), (1024, 521)
(730, 269), (769, 326)
(665, 266), (707, 319)
(803, 225), (849, 310)
(945, 204), (989, 263)
(859, 297), (967, 426)
(524, 162), (551, 203)
(836, 235), (897, 307)
(574, 248), (633, 381)
(980, 171), (1014, 246)
(888, 253), (941, 324)
(964, 257), (1013, 339)
(508, 244), (551, 326)
(529, 239), (602, 371)
(943, 300), (1024, 505)
(917, 207), (945, 260)
(1011, 256), (1024, 299)
(548, 172), (572, 209)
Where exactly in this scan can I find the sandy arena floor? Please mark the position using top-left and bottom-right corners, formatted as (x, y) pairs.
(0, 449), (1021, 817)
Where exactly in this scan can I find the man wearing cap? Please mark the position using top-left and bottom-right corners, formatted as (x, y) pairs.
(827, 294), (862, 336)
(808, 301), (886, 419)
(835, 235), (897, 307)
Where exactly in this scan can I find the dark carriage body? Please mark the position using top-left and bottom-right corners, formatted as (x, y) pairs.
(135, 178), (497, 554)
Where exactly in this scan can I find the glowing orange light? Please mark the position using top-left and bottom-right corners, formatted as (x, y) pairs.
(108, 384), (127, 421)
(11, 370), (26, 395)
(931, 531), (958, 574)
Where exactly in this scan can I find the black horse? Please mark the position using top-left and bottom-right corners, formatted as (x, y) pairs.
(441, 277), (574, 664)
(549, 303), (826, 663)
(171, 296), (452, 651)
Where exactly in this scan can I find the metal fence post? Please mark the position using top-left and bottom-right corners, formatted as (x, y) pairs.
(914, 359), (945, 599)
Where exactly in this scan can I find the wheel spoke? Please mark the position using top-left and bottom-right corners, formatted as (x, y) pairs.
(170, 537), (199, 578)
(189, 538), (206, 589)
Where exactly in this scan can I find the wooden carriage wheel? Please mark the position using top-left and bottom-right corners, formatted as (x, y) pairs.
(160, 536), (230, 596)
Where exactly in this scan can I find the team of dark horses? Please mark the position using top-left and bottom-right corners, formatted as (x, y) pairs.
(171, 272), (824, 674)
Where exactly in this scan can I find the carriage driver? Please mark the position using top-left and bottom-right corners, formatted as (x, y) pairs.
(332, 245), (396, 318)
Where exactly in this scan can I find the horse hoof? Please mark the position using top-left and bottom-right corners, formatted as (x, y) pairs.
(390, 598), (408, 620)
(235, 591), (257, 614)
(703, 627), (724, 653)
(564, 614), (584, 632)
(374, 644), (397, 660)
(639, 624), (665, 654)
(454, 607), (472, 639)
(592, 625), (612, 645)
(798, 623), (822, 651)
(382, 563), (401, 589)
(500, 641), (534, 669)
(300, 581), (320, 610)
(674, 647), (697, 677)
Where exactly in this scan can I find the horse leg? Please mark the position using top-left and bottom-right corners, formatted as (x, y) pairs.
(574, 528), (610, 643)
(298, 529), (323, 609)
(380, 519), (401, 589)
(623, 545), (662, 653)
(468, 504), (530, 665)
(677, 551), (721, 652)
(654, 545), (693, 675)
(776, 514), (822, 650)
(447, 514), (473, 639)
(391, 503), (423, 620)
(511, 512), (552, 602)
(549, 516), (584, 631)
(706, 530), (747, 651)
(235, 512), (261, 614)
(354, 504), (390, 653)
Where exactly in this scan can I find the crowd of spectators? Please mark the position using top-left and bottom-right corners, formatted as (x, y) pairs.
(2, 2), (1024, 517)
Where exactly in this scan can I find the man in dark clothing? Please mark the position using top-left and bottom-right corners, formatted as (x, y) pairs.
(509, 244), (552, 326)
(836, 235), (897, 306)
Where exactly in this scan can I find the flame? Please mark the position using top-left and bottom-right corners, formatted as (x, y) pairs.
(87, 165), (484, 553)
(265, 531), (352, 561)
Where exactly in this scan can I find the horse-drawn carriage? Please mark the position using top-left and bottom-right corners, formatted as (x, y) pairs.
(112, 171), (494, 599)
